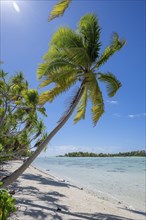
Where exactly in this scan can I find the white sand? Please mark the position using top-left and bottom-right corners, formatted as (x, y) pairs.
(1, 160), (145, 220)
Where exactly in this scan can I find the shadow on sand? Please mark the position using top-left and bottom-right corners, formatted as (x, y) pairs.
(21, 172), (80, 189)
(120, 207), (146, 217)
(9, 171), (145, 220)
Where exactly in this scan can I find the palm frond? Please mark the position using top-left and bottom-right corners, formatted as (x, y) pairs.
(58, 86), (83, 124)
(37, 63), (51, 80)
(37, 107), (47, 117)
(39, 78), (52, 88)
(62, 47), (90, 66)
(78, 13), (101, 63)
(74, 87), (87, 124)
(51, 27), (83, 49)
(26, 89), (39, 104)
(95, 33), (126, 69)
(37, 30), (84, 80)
(49, 0), (71, 21)
(98, 72), (122, 97)
(43, 45), (60, 62)
(39, 65), (77, 88)
(87, 73), (104, 126)
(49, 27), (90, 66)
(37, 26), (90, 83)
(39, 91), (50, 105)
(39, 75), (76, 105)
(37, 58), (76, 80)
(39, 87), (63, 105)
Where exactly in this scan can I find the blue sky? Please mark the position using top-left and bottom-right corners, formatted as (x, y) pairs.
(1, 0), (145, 155)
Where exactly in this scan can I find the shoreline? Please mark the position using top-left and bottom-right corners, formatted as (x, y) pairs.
(37, 165), (133, 210)
(32, 165), (126, 209)
(1, 160), (145, 220)
(33, 156), (145, 212)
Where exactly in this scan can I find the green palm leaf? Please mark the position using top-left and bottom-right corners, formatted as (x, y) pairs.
(39, 75), (76, 105)
(42, 45), (62, 62)
(87, 73), (104, 126)
(98, 72), (122, 97)
(37, 59), (76, 80)
(74, 87), (87, 123)
(49, 0), (71, 21)
(37, 107), (47, 117)
(49, 27), (91, 66)
(58, 86), (84, 124)
(62, 47), (90, 67)
(24, 89), (39, 105)
(37, 63), (51, 80)
(50, 27), (83, 50)
(94, 33), (126, 69)
(39, 86), (63, 105)
(78, 13), (101, 63)
(39, 78), (52, 88)
(39, 65), (77, 88)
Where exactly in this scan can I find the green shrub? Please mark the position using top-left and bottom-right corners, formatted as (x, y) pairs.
(0, 188), (16, 220)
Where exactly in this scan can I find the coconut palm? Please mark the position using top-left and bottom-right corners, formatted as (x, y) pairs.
(38, 13), (125, 125)
(1, 13), (126, 187)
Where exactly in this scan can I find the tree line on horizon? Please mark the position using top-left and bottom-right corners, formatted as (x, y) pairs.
(60, 150), (146, 157)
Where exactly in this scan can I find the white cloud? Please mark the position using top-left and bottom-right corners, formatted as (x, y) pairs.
(128, 114), (138, 118)
(128, 113), (146, 118)
(113, 112), (146, 119)
(107, 100), (118, 104)
(12, 1), (20, 13)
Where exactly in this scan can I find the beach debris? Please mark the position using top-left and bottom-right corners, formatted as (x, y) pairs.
(9, 190), (15, 195)
(56, 207), (62, 212)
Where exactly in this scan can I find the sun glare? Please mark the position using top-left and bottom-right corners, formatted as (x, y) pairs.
(1, 0), (21, 13)
(12, 1), (20, 13)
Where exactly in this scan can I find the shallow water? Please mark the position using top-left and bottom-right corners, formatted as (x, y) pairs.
(33, 157), (146, 212)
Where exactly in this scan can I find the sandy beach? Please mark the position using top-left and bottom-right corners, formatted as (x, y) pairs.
(1, 160), (145, 220)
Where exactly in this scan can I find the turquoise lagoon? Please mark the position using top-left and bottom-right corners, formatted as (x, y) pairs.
(33, 157), (145, 212)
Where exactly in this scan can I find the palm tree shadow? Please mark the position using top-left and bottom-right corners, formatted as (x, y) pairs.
(120, 207), (146, 217)
(15, 197), (135, 220)
(13, 183), (68, 219)
(10, 173), (141, 220)
(13, 199), (139, 220)
(21, 172), (80, 189)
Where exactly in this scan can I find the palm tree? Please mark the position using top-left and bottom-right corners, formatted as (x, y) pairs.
(0, 71), (47, 161)
(39, 13), (125, 125)
(1, 13), (126, 187)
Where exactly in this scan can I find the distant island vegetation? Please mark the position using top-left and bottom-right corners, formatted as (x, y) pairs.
(58, 150), (146, 157)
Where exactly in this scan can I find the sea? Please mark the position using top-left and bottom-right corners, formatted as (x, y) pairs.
(33, 157), (146, 212)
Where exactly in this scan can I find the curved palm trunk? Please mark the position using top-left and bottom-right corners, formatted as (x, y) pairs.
(2, 85), (84, 188)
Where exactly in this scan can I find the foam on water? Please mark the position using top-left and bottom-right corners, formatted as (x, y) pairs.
(33, 157), (145, 212)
